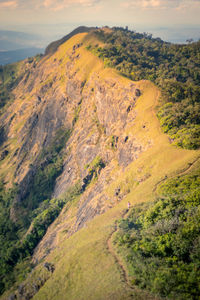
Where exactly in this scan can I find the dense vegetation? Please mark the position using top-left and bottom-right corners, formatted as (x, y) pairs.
(0, 183), (19, 293)
(21, 128), (71, 213)
(114, 167), (200, 299)
(87, 27), (200, 149)
(0, 128), (73, 294)
(0, 181), (81, 294)
(0, 63), (20, 112)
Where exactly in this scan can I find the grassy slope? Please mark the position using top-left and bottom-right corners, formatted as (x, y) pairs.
(32, 37), (199, 299)
(1, 32), (199, 299)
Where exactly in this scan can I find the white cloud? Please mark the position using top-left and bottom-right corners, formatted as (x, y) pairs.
(121, 0), (166, 9)
(41, 0), (100, 11)
(142, 0), (162, 8)
(175, 0), (200, 11)
(120, 0), (200, 10)
(0, 0), (18, 9)
(0, 0), (101, 11)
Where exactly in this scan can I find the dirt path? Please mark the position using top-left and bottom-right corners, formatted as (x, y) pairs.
(107, 209), (132, 288)
(153, 155), (200, 193)
(106, 210), (160, 300)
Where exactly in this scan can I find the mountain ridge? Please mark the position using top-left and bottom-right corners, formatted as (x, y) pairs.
(0, 27), (199, 300)
(44, 26), (96, 56)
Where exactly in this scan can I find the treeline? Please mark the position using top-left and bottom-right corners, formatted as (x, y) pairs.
(114, 167), (200, 299)
(88, 27), (200, 149)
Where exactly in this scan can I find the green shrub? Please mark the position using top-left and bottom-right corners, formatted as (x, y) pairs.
(115, 168), (200, 298)
(0, 181), (82, 295)
(0, 128), (73, 295)
(22, 128), (71, 210)
(82, 156), (105, 190)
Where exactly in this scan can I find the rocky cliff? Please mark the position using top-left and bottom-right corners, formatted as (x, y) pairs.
(0, 31), (146, 228)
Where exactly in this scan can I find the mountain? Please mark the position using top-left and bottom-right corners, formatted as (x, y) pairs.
(0, 30), (45, 51)
(0, 30), (46, 65)
(44, 26), (96, 55)
(0, 27), (200, 300)
(0, 48), (44, 65)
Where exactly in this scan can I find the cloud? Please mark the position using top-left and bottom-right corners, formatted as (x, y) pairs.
(175, 0), (200, 11)
(41, 0), (101, 11)
(142, 0), (162, 8)
(121, 0), (165, 9)
(0, 0), (101, 11)
(0, 0), (18, 9)
(120, 0), (200, 10)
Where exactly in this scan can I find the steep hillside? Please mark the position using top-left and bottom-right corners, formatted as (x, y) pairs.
(0, 28), (199, 299)
(86, 27), (200, 150)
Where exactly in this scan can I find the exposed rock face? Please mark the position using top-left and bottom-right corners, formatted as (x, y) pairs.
(0, 32), (150, 260)
(52, 75), (142, 197)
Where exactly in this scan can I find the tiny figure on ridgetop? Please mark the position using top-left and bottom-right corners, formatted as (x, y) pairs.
(127, 202), (131, 210)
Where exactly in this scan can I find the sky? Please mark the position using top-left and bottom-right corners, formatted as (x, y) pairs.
(0, 0), (200, 43)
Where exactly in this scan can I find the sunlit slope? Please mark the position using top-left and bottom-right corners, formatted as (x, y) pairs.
(32, 75), (199, 298)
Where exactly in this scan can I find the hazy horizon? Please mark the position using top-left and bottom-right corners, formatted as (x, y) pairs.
(0, 23), (200, 46)
(0, 0), (199, 45)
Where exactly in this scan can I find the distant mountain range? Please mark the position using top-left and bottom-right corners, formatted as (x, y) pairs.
(0, 30), (45, 64)
(0, 30), (45, 50)
(0, 48), (44, 65)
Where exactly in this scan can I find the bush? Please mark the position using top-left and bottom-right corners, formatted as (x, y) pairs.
(115, 168), (200, 298)
(22, 128), (71, 210)
(0, 182), (82, 295)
